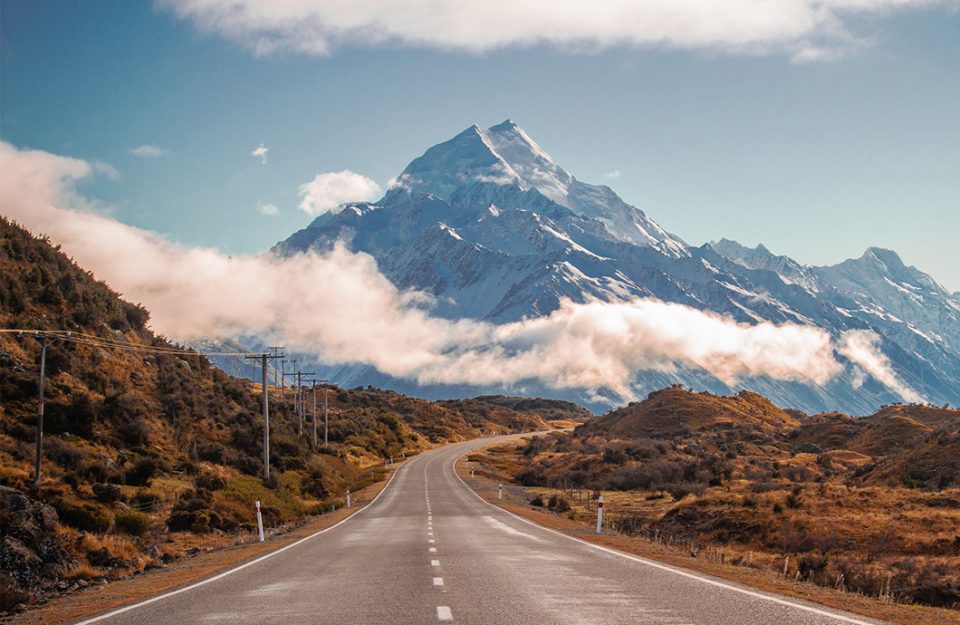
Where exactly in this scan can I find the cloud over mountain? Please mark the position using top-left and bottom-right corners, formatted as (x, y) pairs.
(0, 140), (883, 401)
(298, 170), (382, 216)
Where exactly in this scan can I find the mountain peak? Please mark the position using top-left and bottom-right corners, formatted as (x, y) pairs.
(378, 120), (687, 255)
(489, 119), (518, 131)
(863, 246), (903, 265)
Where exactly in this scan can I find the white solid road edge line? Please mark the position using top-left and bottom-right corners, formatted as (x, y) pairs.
(71, 456), (412, 625)
(451, 451), (883, 625)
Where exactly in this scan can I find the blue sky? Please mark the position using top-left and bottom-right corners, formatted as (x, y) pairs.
(2, 1), (958, 290)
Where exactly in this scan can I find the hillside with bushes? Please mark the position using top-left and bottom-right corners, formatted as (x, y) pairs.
(489, 386), (960, 608)
(0, 217), (579, 613)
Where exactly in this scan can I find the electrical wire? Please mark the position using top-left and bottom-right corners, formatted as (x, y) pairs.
(0, 328), (268, 358)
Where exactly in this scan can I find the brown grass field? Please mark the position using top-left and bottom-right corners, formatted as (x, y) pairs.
(460, 439), (960, 625)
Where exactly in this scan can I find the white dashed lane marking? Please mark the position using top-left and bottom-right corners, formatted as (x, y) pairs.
(433, 577), (444, 586)
(437, 606), (453, 621)
(429, 547), (437, 553)
(431, 560), (440, 566)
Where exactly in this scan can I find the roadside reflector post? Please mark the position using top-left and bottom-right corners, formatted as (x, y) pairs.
(346, 489), (351, 508)
(596, 495), (604, 534)
(255, 500), (265, 543)
(498, 483), (503, 500)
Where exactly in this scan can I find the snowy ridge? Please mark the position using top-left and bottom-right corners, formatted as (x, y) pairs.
(273, 121), (960, 413)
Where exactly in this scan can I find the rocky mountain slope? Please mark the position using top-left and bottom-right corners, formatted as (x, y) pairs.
(274, 121), (960, 414)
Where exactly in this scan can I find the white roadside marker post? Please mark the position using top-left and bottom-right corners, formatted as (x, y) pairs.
(498, 483), (503, 500)
(596, 495), (604, 534)
(346, 489), (351, 508)
(255, 500), (265, 543)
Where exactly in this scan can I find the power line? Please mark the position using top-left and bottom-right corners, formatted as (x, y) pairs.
(0, 329), (269, 358)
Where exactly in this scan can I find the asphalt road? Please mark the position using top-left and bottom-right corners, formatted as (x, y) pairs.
(75, 434), (888, 625)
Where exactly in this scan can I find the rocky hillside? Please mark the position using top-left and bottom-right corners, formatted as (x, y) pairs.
(0, 217), (579, 613)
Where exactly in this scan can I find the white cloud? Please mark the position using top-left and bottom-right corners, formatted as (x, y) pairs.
(838, 329), (924, 402)
(158, 0), (945, 61)
(298, 170), (382, 216)
(2, 140), (914, 403)
(256, 201), (279, 216)
(251, 143), (269, 165)
(604, 170), (621, 180)
(129, 145), (169, 158)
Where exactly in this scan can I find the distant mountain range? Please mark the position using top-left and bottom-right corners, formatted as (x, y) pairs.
(272, 120), (960, 413)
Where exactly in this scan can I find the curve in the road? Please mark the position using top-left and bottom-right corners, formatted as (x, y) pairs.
(66, 434), (890, 625)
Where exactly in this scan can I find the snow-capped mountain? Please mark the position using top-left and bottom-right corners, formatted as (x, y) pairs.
(274, 121), (960, 413)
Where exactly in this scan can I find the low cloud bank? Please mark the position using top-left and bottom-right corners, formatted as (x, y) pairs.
(0, 141), (922, 402)
(838, 330), (923, 403)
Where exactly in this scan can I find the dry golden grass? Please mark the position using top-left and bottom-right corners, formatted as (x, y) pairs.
(459, 452), (960, 625)
(61, 564), (100, 581)
(5, 466), (396, 625)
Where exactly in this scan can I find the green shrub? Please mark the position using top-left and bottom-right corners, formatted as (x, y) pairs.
(194, 472), (226, 491)
(300, 467), (329, 499)
(124, 457), (159, 486)
(114, 510), (151, 537)
(93, 483), (122, 504)
(547, 495), (571, 512)
(51, 498), (112, 533)
(166, 510), (195, 532)
(530, 495), (544, 507)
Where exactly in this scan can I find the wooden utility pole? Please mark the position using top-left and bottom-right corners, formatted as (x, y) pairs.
(33, 338), (50, 488)
(323, 383), (329, 448)
(311, 380), (318, 449)
(246, 352), (282, 479)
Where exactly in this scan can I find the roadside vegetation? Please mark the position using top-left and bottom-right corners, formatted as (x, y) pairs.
(0, 218), (583, 614)
(476, 386), (960, 611)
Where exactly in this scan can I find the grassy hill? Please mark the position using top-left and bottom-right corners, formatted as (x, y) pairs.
(577, 386), (799, 438)
(0, 217), (583, 612)
(486, 386), (960, 608)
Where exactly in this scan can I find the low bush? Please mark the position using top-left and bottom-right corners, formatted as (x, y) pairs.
(124, 457), (159, 487)
(547, 495), (571, 513)
(114, 509), (151, 537)
(51, 498), (112, 533)
(194, 472), (226, 491)
(92, 483), (122, 504)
